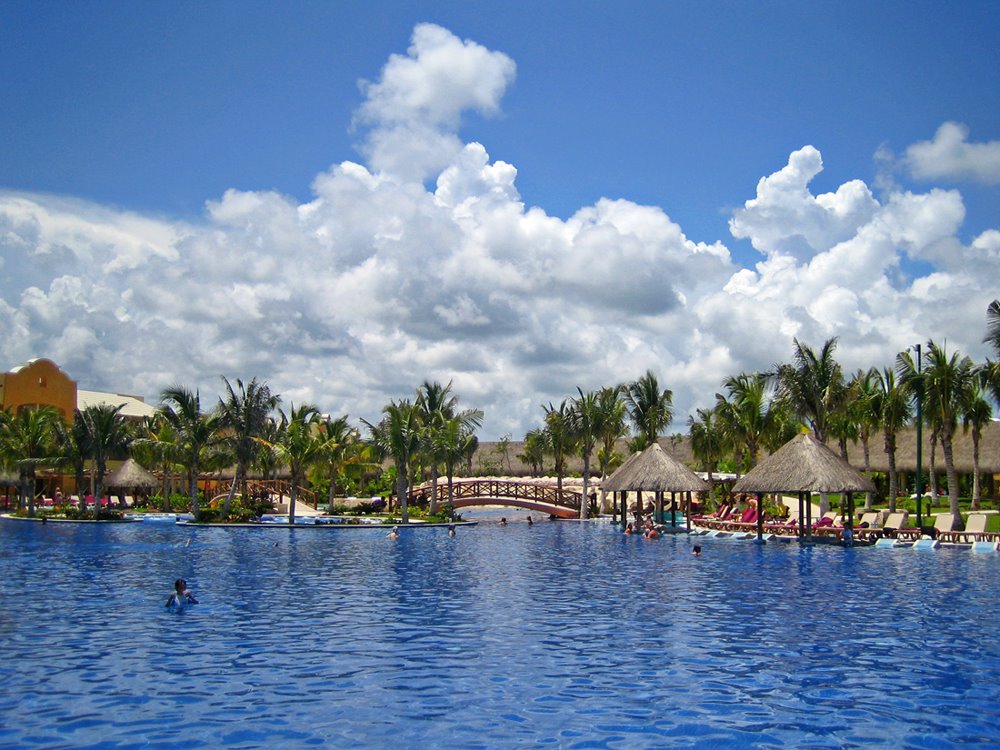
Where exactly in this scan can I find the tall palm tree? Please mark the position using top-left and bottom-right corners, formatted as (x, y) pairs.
(0, 406), (62, 516)
(688, 406), (728, 488)
(542, 400), (576, 498)
(962, 377), (993, 511)
(77, 403), (131, 518)
(52, 410), (91, 511)
(517, 428), (548, 476)
(595, 385), (628, 513)
(569, 387), (601, 519)
(273, 403), (322, 525)
(849, 368), (881, 510)
(315, 415), (367, 511)
(217, 376), (281, 519)
(415, 381), (482, 515)
(158, 386), (220, 520)
(364, 399), (421, 523)
(776, 337), (847, 514)
(435, 415), (479, 515)
(984, 300), (1000, 407)
(624, 370), (673, 450)
(775, 337), (846, 442)
(715, 372), (780, 473)
(902, 341), (975, 526)
(132, 414), (180, 509)
(875, 363), (913, 513)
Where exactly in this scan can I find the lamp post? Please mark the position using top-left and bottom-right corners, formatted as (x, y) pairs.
(914, 343), (923, 530)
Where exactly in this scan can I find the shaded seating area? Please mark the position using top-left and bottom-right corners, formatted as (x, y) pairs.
(603, 443), (709, 533)
(720, 433), (875, 544)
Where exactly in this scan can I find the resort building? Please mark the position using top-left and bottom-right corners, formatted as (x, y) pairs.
(0, 358), (156, 422)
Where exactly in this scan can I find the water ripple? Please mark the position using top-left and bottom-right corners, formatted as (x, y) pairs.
(1, 520), (998, 748)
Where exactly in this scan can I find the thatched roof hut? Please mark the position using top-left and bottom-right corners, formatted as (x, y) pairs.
(603, 443), (708, 530)
(733, 433), (874, 543)
(603, 443), (709, 493)
(734, 433), (875, 495)
(106, 458), (158, 488)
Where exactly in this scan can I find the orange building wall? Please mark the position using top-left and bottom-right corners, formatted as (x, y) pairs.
(0, 359), (77, 421)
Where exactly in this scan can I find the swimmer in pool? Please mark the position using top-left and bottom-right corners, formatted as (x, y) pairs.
(387, 526), (400, 539)
(165, 578), (198, 608)
(692, 545), (702, 556)
(448, 525), (456, 537)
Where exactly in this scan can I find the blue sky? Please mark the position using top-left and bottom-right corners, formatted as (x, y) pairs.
(1, 2), (998, 438)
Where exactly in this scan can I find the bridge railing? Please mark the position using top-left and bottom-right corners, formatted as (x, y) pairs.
(406, 479), (583, 513)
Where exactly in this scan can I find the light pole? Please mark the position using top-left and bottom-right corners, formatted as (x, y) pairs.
(914, 343), (923, 530)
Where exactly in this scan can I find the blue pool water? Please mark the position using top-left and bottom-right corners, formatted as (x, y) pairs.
(1, 518), (998, 749)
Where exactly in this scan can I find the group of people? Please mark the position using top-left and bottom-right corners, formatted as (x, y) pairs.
(624, 518), (663, 539)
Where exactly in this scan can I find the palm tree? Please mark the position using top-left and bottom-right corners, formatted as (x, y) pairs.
(132, 414), (179, 509)
(415, 381), (482, 515)
(158, 386), (220, 520)
(624, 370), (673, 450)
(315, 415), (365, 511)
(595, 386), (628, 513)
(775, 337), (846, 442)
(364, 399), (421, 523)
(984, 300), (1000, 407)
(715, 372), (780, 473)
(962, 377), (993, 511)
(77, 403), (131, 518)
(688, 406), (728, 488)
(776, 337), (847, 515)
(52, 411), (91, 511)
(569, 387), (601, 519)
(0, 406), (62, 516)
(217, 376), (280, 519)
(436, 415), (479, 515)
(873, 364), (912, 513)
(273, 403), (322, 525)
(517, 428), (548, 476)
(542, 400), (576, 498)
(902, 341), (975, 526)
(849, 369), (881, 510)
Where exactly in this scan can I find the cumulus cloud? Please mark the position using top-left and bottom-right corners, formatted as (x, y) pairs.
(905, 122), (1000, 185)
(0, 26), (997, 440)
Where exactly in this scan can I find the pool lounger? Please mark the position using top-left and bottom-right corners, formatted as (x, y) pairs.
(972, 541), (1000, 553)
(912, 538), (940, 550)
(875, 538), (903, 548)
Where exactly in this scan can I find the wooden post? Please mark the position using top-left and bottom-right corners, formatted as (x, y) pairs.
(685, 491), (692, 534)
(756, 491), (765, 542)
(805, 491), (813, 544)
(670, 491), (677, 527)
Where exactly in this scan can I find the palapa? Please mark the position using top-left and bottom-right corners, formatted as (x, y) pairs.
(106, 458), (158, 488)
(603, 443), (709, 493)
(733, 433), (875, 494)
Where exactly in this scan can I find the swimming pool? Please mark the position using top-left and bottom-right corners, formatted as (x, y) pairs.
(2, 518), (998, 748)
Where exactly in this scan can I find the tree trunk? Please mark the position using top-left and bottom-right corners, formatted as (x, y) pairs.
(862, 436), (873, 510)
(396, 461), (409, 523)
(289, 471), (298, 525)
(885, 431), (898, 513)
(429, 464), (440, 516)
(579, 454), (590, 519)
(971, 430), (982, 511)
(940, 430), (961, 527)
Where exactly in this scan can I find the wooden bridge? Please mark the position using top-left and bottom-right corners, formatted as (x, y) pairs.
(405, 478), (590, 518)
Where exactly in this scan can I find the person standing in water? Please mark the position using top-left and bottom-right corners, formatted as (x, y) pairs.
(166, 579), (198, 608)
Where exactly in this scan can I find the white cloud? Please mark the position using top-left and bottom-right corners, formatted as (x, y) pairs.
(0, 27), (997, 440)
(905, 122), (1000, 185)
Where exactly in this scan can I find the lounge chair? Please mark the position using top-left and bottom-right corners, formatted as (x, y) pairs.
(881, 511), (920, 541)
(939, 514), (1000, 544)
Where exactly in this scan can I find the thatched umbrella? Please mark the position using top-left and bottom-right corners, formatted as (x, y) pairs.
(603, 443), (709, 531)
(733, 433), (875, 542)
(106, 459), (158, 507)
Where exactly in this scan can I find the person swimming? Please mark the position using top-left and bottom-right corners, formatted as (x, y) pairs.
(387, 526), (400, 539)
(499, 517), (507, 526)
(692, 545), (702, 556)
(448, 525), (456, 537)
(165, 578), (198, 609)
